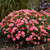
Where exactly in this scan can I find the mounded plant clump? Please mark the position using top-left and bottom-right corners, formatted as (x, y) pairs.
(0, 9), (50, 48)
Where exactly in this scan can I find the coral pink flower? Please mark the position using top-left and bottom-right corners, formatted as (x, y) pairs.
(18, 31), (21, 34)
(39, 18), (42, 20)
(11, 31), (13, 34)
(21, 20), (24, 24)
(4, 23), (6, 25)
(37, 42), (40, 45)
(11, 35), (13, 38)
(20, 41), (23, 45)
(38, 36), (41, 40)
(34, 37), (36, 40)
(3, 28), (5, 31)
(30, 27), (33, 31)
(47, 25), (50, 30)
(30, 38), (33, 42)
(29, 35), (33, 39)
(22, 34), (25, 38)
(44, 38), (46, 42)
(21, 31), (25, 35)
(34, 42), (36, 45)
(26, 38), (30, 41)
(47, 38), (50, 41)
(8, 13), (13, 17)
(4, 31), (6, 35)
(25, 16), (30, 19)
(26, 25), (29, 29)
(33, 26), (38, 31)
(21, 31), (25, 37)
(12, 38), (16, 41)
(25, 20), (28, 24)
(9, 23), (14, 27)
(34, 14), (37, 18)
(31, 32), (35, 36)
(15, 34), (20, 40)
(16, 24), (20, 27)
(0, 22), (3, 25)
(6, 27), (10, 31)
(7, 34), (10, 38)
(21, 27), (25, 30)
(34, 20), (39, 24)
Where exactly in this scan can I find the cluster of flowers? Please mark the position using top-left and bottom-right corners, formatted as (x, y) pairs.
(0, 9), (50, 48)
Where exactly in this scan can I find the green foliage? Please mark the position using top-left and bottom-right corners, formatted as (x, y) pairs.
(0, 0), (21, 20)
(0, 0), (50, 21)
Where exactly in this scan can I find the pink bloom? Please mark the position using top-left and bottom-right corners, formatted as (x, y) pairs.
(22, 34), (25, 38)
(47, 25), (50, 30)
(4, 31), (6, 35)
(40, 29), (47, 33)
(11, 31), (13, 34)
(0, 22), (3, 25)
(38, 36), (41, 40)
(21, 27), (25, 30)
(15, 34), (20, 40)
(21, 31), (25, 38)
(9, 23), (14, 27)
(2, 19), (5, 22)
(29, 35), (33, 39)
(47, 38), (50, 41)
(34, 14), (37, 18)
(11, 35), (13, 38)
(33, 26), (38, 31)
(12, 38), (16, 41)
(26, 38), (30, 41)
(8, 13), (13, 17)
(4, 23), (6, 25)
(23, 18), (26, 21)
(30, 38), (33, 42)
(20, 41), (23, 45)
(6, 27), (10, 31)
(30, 27), (33, 31)
(34, 42), (36, 45)
(7, 34), (10, 38)
(7, 23), (9, 25)
(44, 38), (46, 42)
(26, 25), (29, 29)
(25, 16), (29, 19)
(39, 18), (42, 20)
(34, 37), (36, 40)
(31, 32), (35, 36)
(26, 17), (30, 20)
(18, 31), (21, 34)
(1, 25), (3, 28)
(21, 20), (24, 24)
(42, 22), (44, 24)
(25, 20), (28, 24)
(37, 42), (40, 45)
(21, 31), (25, 35)
(29, 20), (32, 24)
(34, 20), (39, 24)
(16, 24), (20, 27)
(3, 28), (5, 31)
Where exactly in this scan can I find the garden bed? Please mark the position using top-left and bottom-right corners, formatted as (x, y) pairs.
(0, 40), (50, 50)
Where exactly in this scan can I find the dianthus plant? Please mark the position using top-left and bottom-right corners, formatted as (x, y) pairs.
(0, 9), (50, 48)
